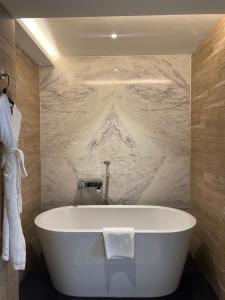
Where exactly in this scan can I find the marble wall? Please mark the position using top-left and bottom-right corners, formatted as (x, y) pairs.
(16, 46), (41, 270)
(0, 3), (18, 300)
(40, 55), (191, 210)
(191, 16), (225, 300)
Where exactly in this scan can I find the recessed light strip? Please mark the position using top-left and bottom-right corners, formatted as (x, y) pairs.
(18, 18), (60, 62)
(85, 79), (171, 85)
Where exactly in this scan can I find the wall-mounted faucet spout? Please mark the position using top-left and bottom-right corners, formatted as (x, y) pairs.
(104, 161), (111, 204)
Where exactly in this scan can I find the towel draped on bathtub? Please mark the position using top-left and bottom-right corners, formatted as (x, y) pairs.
(103, 227), (135, 259)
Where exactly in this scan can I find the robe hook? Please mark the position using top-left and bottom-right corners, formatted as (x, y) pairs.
(0, 68), (10, 93)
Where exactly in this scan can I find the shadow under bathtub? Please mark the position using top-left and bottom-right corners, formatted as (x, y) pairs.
(19, 255), (218, 300)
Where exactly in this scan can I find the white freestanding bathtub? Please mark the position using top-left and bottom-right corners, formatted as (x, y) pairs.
(35, 205), (196, 298)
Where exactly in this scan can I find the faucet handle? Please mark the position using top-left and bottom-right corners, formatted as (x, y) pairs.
(78, 180), (103, 189)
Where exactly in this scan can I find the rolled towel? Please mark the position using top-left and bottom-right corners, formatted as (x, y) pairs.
(103, 227), (134, 259)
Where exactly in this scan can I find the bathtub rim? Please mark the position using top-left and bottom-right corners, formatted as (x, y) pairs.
(34, 205), (196, 234)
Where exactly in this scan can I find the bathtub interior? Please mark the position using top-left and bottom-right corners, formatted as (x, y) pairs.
(35, 205), (196, 233)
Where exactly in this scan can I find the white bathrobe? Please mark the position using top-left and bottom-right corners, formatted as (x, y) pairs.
(0, 94), (27, 270)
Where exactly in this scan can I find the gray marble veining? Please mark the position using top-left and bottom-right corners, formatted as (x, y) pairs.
(40, 55), (190, 210)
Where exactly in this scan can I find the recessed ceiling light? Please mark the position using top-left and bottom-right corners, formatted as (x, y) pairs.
(111, 33), (118, 39)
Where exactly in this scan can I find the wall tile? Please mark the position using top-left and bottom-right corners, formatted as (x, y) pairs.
(16, 46), (41, 270)
(191, 16), (225, 300)
(0, 3), (18, 300)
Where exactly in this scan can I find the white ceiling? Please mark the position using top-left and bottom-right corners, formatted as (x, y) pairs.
(2, 0), (225, 18)
(18, 15), (222, 60)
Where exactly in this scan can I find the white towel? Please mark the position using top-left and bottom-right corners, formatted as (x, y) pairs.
(1, 148), (27, 270)
(103, 227), (134, 259)
(0, 95), (27, 270)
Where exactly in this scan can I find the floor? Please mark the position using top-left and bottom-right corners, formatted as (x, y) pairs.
(20, 257), (218, 300)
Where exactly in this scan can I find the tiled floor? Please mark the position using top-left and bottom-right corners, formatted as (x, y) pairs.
(20, 257), (218, 300)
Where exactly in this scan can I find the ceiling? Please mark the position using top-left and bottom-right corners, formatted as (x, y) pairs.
(9, 0), (223, 64)
(16, 15), (222, 61)
(2, 0), (225, 18)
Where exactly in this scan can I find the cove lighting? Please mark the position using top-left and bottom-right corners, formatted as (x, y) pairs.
(19, 18), (60, 62)
(85, 79), (171, 85)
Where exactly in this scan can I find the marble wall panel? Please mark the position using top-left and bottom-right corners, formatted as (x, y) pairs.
(40, 55), (191, 210)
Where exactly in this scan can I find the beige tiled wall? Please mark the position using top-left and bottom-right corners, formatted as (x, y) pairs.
(191, 16), (225, 300)
(0, 3), (41, 299)
(0, 3), (18, 300)
(16, 46), (41, 270)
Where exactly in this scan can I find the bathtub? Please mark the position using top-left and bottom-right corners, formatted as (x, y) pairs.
(34, 205), (196, 298)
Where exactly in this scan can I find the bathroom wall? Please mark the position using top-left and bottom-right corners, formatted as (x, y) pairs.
(0, 2), (41, 298)
(40, 55), (191, 210)
(0, 3), (18, 300)
(16, 46), (41, 270)
(191, 16), (225, 300)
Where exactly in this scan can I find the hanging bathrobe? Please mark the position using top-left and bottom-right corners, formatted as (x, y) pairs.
(0, 94), (27, 270)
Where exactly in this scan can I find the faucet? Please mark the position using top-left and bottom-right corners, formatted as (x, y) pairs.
(104, 161), (111, 204)
(76, 180), (103, 205)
